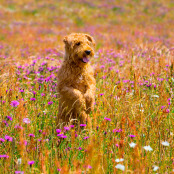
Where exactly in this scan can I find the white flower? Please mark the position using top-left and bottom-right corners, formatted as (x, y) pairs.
(151, 95), (159, 98)
(115, 164), (125, 171)
(129, 142), (136, 148)
(153, 165), (159, 171)
(143, 145), (153, 151)
(115, 158), (124, 162)
(17, 158), (22, 164)
(161, 141), (169, 146)
(43, 109), (47, 113)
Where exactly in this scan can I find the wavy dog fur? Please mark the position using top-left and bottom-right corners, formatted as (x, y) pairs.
(57, 33), (96, 127)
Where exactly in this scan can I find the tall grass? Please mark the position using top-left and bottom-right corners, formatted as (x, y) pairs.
(0, 0), (173, 173)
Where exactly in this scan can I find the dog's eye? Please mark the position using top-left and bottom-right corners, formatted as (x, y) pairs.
(76, 42), (81, 46)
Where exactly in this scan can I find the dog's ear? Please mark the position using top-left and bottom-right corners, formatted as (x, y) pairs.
(63, 35), (74, 50)
(85, 34), (95, 47)
(63, 36), (69, 45)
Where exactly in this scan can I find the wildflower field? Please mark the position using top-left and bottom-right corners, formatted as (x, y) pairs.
(0, 0), (174, 173)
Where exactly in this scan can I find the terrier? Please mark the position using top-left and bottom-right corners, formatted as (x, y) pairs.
(57, 33), (96, 127)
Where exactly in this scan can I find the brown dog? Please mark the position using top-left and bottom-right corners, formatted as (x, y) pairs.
(57, 33), (96, 127)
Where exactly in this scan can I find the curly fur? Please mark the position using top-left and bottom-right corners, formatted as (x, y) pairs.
(56, 33), (96, 127)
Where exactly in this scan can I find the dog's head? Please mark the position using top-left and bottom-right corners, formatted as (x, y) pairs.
(63, 33), (95, 66)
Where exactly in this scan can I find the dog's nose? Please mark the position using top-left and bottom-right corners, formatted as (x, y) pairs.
(85, 50), (91, 55)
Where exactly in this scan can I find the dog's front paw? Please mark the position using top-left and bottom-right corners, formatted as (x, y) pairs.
(84, 93), (92, 104)
(84, 93), (94, 114)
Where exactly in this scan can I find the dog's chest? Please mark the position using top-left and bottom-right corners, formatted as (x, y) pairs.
(75, 74), (87, 93)
(76, 74), (83, 83)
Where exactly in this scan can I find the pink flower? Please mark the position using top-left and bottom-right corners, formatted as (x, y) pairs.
(62, 135), (67, 138)
(10, 100), (19, 107)
(80, 124), (86, 127)
(56, 129), (61, 133)
(129, 135), (136, 138)
(5, 135), (13, 142)
(15, 171), (24, 174)
(28, 161), (35, 166)
(166, 109), (170, 113)
(0, 154), (9, 158)
(0, 138), (5, 143)
(104, 117), (111, 121)
(78, 147), (82, 151)
(41, 93), (45, 97)
(113, 129), (122, 133)
(48, 101), (53, 105)
(6, 116), (12, 121)
(30, 98), (36, 101)
(64, 127), (70, 131)
(23, 118), (31, 124)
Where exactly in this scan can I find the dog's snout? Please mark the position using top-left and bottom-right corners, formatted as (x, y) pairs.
(85, 50), (91, 55)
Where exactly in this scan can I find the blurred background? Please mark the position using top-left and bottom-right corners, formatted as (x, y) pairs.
(0, 0), (174, 59)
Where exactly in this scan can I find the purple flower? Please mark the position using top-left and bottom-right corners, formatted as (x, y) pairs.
(14, 125), (23, 129)
(88, 165), (92, 169)
(129, 135), (136, 138)
(30, 98), (36, 101)
(113, 129), (122, 133)
(2, 120), (8, 126)
(161, 106), (165, 109)
(28, 161), (35, 166)
(6, 116), (12, 121)
(84, 165), (92, 169)
(166, 109), (170, 113)
(64, 127), (70, 131)
(0, 154), (9, 158)
(23, 118), (31, 124)
(19, 89), (24, 93)
(15, 171), (24, 174)
(32, 91), (36, 95)
(0, 138), (5, 143)
(84, 136), (89, 139)
(29, 134), (35, 137)
(24, 140), (27, 146)
(41, 61), (47, 66)
(78, 147), (82, 151)
(10, 100), (19, 107)
(57, 133), (67, 138)
(80, 124), (86, 127)
(5, 135), (13, 142)
(104, 117), (111, 121)
(57, 169), (61, 171)
(61, 135), (67, 138)
(48, 101), (53, 105)
(56, 129), (61, 133)
(41, 93), (45, 97)
(70, 125), (74, 128)
(99, 93), (104, 96)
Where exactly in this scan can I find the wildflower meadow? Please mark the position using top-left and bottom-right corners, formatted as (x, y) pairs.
(0, 0), (174, 173)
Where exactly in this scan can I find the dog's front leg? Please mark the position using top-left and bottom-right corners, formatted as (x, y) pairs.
(84, 84), (95, 114)
(62, 86), (86, 111)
